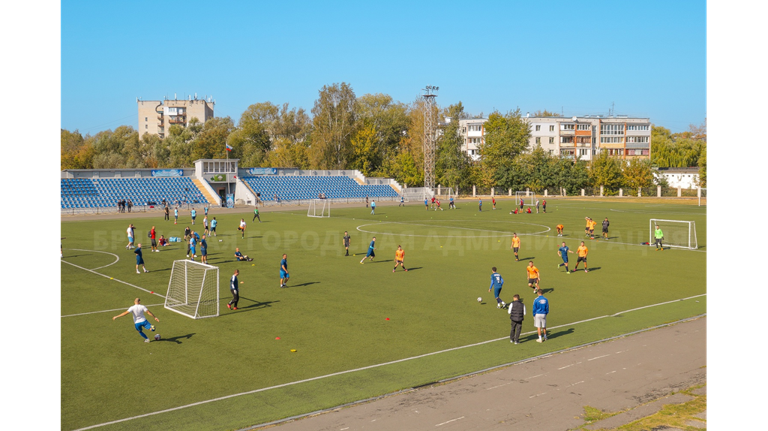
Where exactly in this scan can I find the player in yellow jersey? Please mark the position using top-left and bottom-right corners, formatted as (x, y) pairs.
(585, 217), (592, 238)
(526, 261), (541, 293)
(393, 245), (408, 272)
(556, 224), (564, 236)
(510, 233), (521, 261)
(574, 241), (589, 272)
(589, 219), (597, 239)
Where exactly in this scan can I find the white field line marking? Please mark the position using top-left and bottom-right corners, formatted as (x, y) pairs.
(64, 248), (121, 270)
(62, 304), (164, 318)
(558, 362), (582, 370)
(486, 381), (514, 390)
(435, 416), (464, 427)
(74, 293), (707, 431)
(527, 374), (544, 380)
(61, 260), (166, 299)
(588, 354), (611, 361)
(529, 392), (547, 399)
(606, 371), (617, 375)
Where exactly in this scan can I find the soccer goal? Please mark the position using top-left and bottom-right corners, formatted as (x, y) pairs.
(649, 219), (698, 250)
(514, 191), (538, 206)
(308, 199), (330, 217)
(165, 260), (220, 319)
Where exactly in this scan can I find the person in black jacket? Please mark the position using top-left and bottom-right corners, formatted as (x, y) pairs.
(507, 294), (526, 344)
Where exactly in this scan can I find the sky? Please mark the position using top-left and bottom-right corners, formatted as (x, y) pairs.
(61, 0), (706, 135)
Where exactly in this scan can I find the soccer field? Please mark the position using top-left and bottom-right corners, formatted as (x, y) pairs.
(61, 198), (707, 431)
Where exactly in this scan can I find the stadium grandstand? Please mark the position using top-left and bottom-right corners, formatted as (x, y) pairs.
(61, 159), (407, 213)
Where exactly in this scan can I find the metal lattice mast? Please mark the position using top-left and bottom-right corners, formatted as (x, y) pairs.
(422, 86), (438, 189)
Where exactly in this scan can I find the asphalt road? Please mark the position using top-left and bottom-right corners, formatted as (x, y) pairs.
(263, 316), (706, 431)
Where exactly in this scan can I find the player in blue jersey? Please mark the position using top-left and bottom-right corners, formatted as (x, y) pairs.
(533, 290), (549, 342)
(399, 195), (405, 206)
(200, 235), (208, 264)
(204, 204), (209, 216)
(478, 198), (482, 211)
(370, 200), (376, 215)
(227, 269), (240, 310)
(280, 254), (290, 288)
(360, 237), (376, 264)
(174, 206), (179, 224)
(449, 196), (455, 209)
(188, 233), (197, 261)
(557, 241), (574, 274)
(424, 198), (429, 211)
(210, 217), (217, 236)
(190, 208), (197, 225)
(134, 243), (149, 273)
(489, 267), (506, 309)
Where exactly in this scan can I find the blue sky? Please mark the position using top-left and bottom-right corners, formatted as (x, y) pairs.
(62, 0), (706, 134)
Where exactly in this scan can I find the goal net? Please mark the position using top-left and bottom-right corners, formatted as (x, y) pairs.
(165, 260), (220, 319)
(308, 199), (330, 217)
(514, 191), (538, 206)
(649, 219), (698, 250)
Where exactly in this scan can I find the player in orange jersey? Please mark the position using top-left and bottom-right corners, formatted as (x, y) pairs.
(574, 241), (589, 272)
(510, 233), (521, 262)
(556, 224), (564, 236)
(526, 261), (541, 293)
(393, 245), (408, 272)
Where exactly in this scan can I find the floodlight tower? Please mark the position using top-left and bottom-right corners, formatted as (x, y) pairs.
(422, 85), (438, 190)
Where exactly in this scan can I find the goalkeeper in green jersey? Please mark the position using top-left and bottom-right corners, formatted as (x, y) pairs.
(654, 225), (664, 251)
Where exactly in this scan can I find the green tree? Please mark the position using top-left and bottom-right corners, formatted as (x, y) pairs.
(349, 122), (378, 175)
(191, 117), (235, 161)
(310, 82), (357, 169)
(356, 93), (409, 171)
(61, 129), (94, 170)
(479, 109), (530, 187)
(590, 151), (623, 191)
(698, 145), (706, 187)
(532, 110), (561, 117)
(436, 103), (471, 190)
(227, 103), (275, 167)
(622, 158), (655, 189)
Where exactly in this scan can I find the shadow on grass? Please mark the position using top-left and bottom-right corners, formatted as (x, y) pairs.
(405, 267), (423, 271)
(159, 333), (196, 344)
(517, 256), (536, 261)
(546, 327), (574, 340)
(370, 259), (393, 264)
(288, 282), (320, 287)
(221, 298), (280, 315)
(537, 288), (555, 295)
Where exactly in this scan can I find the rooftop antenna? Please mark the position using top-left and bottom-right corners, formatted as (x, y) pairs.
(194, 93), (197, 100)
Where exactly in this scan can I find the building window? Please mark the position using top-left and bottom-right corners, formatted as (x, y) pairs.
(600, 124), (625, 135)
(549, 137), (554, 144)
(536, 137), (541, 144)
(535, 125), (541, 131)
(577, 124), (590, 130)
(561, 136), (574, 143)
(627, 124), (649, 131)
(579, 149), (589, 156)
(145, 125), (148, 130)
(600, 137), (624, 144)
(144, 117), (148, 121)
(626, 136), (649, 143)
(548, 149), (553, 155)
(549, 125), (555, 132)
(561, 124), (575, 131)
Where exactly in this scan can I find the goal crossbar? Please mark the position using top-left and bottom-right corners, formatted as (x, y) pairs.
(514, 191), (538, 206)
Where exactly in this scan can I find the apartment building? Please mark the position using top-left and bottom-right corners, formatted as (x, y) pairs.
(454, 114), (651, 162)
(138, 95), (215, 139)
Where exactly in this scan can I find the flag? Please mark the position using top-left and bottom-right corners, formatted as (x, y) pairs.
(225, 144), (233, 152)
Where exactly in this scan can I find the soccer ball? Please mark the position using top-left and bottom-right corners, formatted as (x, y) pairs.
(477, 297), (482, 303)
(154, 334), (161, 341)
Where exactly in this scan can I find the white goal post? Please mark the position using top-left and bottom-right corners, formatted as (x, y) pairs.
(308, 199), (330, 217)
(165, 260), (220, 319)
(649, 219), (698, 250)
(514, 191), (538, 206)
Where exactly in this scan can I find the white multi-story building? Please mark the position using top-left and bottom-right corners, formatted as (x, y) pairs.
(453, 114), (652, 162)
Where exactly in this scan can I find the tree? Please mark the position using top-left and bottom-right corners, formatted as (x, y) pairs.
(698, 145), (706, 187)
(436, 103), (471, 190)
(622, 158), (655, 190)
(349, 122), (378, 176)
(266, 137), (310, 169)
(310, 83), (357, 169)
(227, 103), (275, 167)
(532, 110), (561, 117)
(355, 93), (409, 171)
(191, 117), (235, 161)
(61, 129), (94, 170)
(590, 151), (623, 191)
(479, 109), (531, 187)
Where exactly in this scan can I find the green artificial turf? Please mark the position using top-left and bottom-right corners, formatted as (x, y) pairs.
(61, 198), (706, 430)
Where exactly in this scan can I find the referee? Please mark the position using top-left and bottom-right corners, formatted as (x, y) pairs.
(227, 269), (240, 310)
(343, 231), (351, 256)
